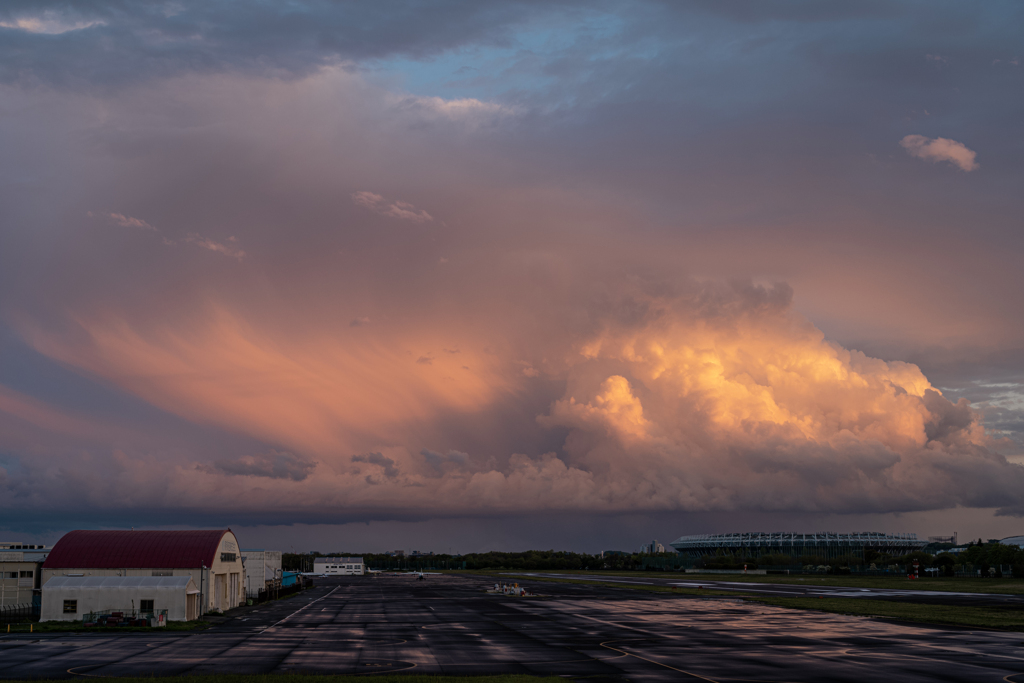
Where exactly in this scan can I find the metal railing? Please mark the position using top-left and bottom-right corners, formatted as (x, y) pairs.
(83, 608), (168, 627)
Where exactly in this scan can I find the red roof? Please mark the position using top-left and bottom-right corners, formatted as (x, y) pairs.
(43, 530), (232, 569)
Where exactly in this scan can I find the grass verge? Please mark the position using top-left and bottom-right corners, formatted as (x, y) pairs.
(3, 620), (209, 633)
(479, 569), (1024, 595)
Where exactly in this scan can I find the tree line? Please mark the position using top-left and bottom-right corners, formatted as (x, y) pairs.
(282, 549), (679, 571)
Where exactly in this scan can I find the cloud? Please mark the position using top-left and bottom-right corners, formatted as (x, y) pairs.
(100, 212), (157, 231)
(210, 451), (317, 481)
(12, 277), (1024, 517)
(0, 13), (105, 35)
(531, 281), (1024, 514)
(900, 135), (979, 172)
(350, 316), (371, 327)
(352, 452), (399, 480)
(420, 448), (470, 474)
(0, 2), (557, 88)
(393, 95), (517, 125)
(1, 3), (1023, 533)
(352, 191), (433, 223)
(184, 234), (246, 260)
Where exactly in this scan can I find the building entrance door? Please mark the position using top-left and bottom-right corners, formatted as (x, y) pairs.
(214, 574), (224, 611)
(229, 573), (238, 608)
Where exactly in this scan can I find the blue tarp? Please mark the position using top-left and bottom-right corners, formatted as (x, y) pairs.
(282, 571), (298, 587)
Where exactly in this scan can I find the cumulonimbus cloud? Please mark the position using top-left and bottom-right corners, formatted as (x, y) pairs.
(10, 280), (1024, 517)
(900, 134), (979, 171)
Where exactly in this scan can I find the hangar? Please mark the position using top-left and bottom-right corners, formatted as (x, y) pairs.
(42, 530), (245, 615)
(41, 575), (199, 622)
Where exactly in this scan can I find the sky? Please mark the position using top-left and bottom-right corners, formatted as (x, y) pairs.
(1, 1), (1023, 554)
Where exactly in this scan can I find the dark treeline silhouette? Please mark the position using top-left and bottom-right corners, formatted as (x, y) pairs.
(283, 550), (680, 572)
(282, 540), (1024, 577)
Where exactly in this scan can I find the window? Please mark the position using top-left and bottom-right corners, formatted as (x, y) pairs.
(19, 570), (33, 578)
(4, 571), (16, 579)
(221, 552), (237, 562)
(140, 599), (154, 612)
(63, 600), (77, 614)
(152, 570), (173, 576)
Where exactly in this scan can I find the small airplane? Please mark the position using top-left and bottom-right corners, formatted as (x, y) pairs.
(402, 571), (443, 580)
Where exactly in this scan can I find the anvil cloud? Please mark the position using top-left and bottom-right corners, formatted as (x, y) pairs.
(1, 1), (1023, 547)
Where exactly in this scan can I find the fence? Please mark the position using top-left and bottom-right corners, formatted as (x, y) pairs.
(83, 608), (168, 627)
(0, 603), (37, 624)
(246, 579), (307, 604)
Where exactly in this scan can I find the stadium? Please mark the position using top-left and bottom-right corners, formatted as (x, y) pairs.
(670, 532), (927, 561)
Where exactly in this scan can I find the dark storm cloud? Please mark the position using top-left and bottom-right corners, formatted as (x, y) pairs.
(0, 0), (580, 88)
(210, 451), (317, 481)
(351, 452), (399, 479)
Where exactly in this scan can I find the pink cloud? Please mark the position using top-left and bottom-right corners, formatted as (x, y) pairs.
(104, 212), (157, 231)
(184, 233), (245, 260)
(900, 134), (979, 172)
(352, 191), (433, 223)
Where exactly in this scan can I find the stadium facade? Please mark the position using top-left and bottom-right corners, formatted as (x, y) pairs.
(670, 532), (927, 561)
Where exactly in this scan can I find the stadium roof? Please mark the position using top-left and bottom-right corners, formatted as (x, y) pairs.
(43, 530), (231, 569)
(670, 532), (927, 555)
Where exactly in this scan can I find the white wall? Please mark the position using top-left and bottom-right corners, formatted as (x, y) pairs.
(41, 581), (196, 622)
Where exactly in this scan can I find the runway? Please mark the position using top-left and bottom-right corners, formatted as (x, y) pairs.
(2, 574), (1024, 681)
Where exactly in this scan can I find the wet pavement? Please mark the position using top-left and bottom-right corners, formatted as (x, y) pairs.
(2, 574), (1024, 681)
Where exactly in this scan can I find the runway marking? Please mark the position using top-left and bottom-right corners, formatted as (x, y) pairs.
(508, 573), (654, 585)
(263, 586), (339, 632)
(600, 641), (720, 682)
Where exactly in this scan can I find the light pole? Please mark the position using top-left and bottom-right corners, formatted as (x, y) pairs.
(199, 564), (206, 617)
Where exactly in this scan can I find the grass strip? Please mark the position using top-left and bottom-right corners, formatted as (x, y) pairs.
(3, 619), (209, 633)
(474, 569), (1024, 595)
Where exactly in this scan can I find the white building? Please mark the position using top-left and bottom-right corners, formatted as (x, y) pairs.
(41, 576), (199, 622)
(313, 556), (364, 575)
(240, 549), (282, 595)
(638, 540), (665, 554)
(1, 543), (50, 607)
(42, 529), (246, 614)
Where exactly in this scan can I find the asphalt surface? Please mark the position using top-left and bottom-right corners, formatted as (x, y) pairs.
(2, 574), (1024, 681)
(510, 572), (1024, 608)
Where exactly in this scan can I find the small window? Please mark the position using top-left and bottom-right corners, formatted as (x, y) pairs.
(221, 552), (237, 562)
(20, 570), (33, 578)
(63, 600), (77, 614)
(4, 571), (16, 579)
(140, 599), (154, 612)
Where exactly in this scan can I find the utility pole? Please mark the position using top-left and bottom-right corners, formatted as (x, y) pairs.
(199, 564), (206, 617)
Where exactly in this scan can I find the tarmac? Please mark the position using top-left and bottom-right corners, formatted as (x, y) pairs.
(2, 573), (1024, 681)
